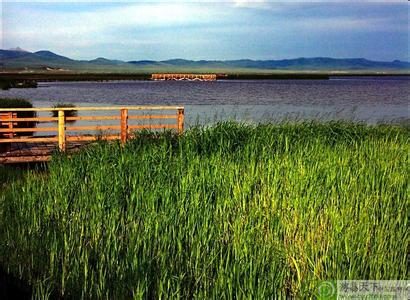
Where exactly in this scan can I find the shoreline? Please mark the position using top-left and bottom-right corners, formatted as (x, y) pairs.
(1, 72), (409, 84)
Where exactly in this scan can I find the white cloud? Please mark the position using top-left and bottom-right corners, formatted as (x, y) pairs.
(290, 16), (407, 32)
(232, 0), (268, 8)
(2, 1), (407, 60)
(2, 3), (227, 51)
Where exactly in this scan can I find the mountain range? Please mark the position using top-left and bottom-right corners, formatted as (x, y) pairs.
(1, 48), (409, 73)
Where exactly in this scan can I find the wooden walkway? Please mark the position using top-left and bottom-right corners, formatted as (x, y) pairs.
(0, 106), (184, 164)
(0, 140), (89, 163)
(151, 73), (217, 81)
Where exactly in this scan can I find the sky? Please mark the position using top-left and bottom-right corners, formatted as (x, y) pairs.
(1, 1), (409, 61)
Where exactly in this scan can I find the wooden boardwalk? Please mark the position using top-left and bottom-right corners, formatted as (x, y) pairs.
(0, 106), (184, 164)
(0, 140), (89, 163)
(151, 73), (217, 81)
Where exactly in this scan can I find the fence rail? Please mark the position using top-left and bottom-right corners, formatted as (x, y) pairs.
(0, 106), (184, 153)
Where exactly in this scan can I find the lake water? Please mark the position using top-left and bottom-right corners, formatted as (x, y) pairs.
(0, 77), (409, 126)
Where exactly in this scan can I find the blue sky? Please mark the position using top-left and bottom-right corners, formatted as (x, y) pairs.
(1, 1), (409, 61)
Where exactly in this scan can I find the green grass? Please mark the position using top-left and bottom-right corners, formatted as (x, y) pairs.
(0, 98), (34, 109)
(51, 103), (78, 123)
(0, 121), (408, 298)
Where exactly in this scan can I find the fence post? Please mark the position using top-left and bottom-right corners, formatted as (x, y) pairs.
(177, 108), (184, 135)
(121, 108), (128, 146)
(58, 110), (66, 151)
(7, 112), (14, 139)
(5, 112), (14, 152)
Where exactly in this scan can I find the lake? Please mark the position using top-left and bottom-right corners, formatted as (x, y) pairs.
(0, 76), (408, 126)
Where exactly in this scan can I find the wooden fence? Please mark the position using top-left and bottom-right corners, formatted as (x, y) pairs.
(0, 106), (184, 153)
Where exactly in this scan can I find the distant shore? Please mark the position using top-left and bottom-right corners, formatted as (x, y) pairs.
(1, 72), (409, 87)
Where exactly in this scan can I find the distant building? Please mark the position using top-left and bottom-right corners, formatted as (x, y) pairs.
(151, 73), (217, 81)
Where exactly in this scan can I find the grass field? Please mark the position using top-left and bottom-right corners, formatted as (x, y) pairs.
(0, 121), (408, 298)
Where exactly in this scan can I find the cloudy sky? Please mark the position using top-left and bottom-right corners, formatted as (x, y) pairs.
(1, 1), (409, 61)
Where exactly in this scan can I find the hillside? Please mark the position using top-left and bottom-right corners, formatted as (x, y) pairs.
(1, 49), (409, 73)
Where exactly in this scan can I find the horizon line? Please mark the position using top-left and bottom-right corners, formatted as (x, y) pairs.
(2, 48), (409, 63)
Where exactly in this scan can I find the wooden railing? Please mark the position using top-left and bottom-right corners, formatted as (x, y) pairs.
(151, 73), (217, 81)
(0, 106), (184, 151)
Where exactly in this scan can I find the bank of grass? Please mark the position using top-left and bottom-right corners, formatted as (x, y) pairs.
(0, 121), (408, 298)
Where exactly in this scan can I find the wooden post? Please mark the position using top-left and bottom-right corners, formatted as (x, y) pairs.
(120, 108), (128, 146)
(58, 110), (66, 151)
(4, 112), (14, 152)
(7, 112), (14, 139)
(177, 108), (184, 135)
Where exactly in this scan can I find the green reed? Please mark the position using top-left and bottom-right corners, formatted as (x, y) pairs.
(0, 121), (408, 298)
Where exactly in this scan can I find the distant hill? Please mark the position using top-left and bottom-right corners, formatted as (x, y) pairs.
(1, 49), (409, 73)
(35, 50), (74, 61)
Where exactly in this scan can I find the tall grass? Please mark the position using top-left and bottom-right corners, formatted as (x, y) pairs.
(0, 121), (408, 298)
(51, 103), (78, 123)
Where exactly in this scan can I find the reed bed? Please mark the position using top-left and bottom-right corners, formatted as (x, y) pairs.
(0, 121), (408, 298)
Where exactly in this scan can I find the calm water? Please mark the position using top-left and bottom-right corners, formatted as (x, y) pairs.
(0, 77), (409, 125)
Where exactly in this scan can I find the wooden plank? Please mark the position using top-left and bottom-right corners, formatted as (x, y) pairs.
(0, 156), (52, 164)
(0, 106), (184, 112)
(66, 135), (120, 142)
(66, 125), (121, 131)
(0, 137), (58, 143)
(128, 115), (177, 120)
(0, 143), (90, 163)
(66, 116), (121, 121)
(0, 117), (57, 122)
(0, 127), (58, 132)
(2, 115), (177, 122)
(128, 124), (178, 130)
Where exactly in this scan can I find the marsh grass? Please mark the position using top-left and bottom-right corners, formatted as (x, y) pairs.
(0, 121), (408, 298)
(51, 103), (78, 123)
